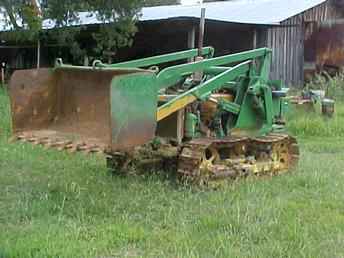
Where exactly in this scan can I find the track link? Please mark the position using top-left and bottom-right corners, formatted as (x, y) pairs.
(178, 133), (299, 185)
(14, 131), (299, 186)
(12, 131), (107, 154)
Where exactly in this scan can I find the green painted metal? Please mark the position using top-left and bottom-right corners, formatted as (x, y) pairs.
(185, 112), (199, 138)
(94, 47), (215, 69)
(228, 50), (280, 135)
(204, 66), (233, 75)
(162, 47), (285, 136)
(157, 61), (251, 114)
(193, 62), (251, 100)
(156, 48), (269, 90)
(136, 46), (281, 137)
(213, 111), (226, 138)
(233, 92), (264, 133)
(218, 99), (241, 115)
(260, 86), (274, 134)
(53, 46), (285, 144)
(55, 63), (145, 73)
(110, 72), (158, 150)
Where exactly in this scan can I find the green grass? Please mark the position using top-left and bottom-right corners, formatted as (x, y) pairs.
(1, 88), (344, 257)
(287, 101), (344, 137)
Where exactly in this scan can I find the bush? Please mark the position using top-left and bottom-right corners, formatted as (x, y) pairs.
(286, 71), (344, 137)
(305, 71), (344, 101)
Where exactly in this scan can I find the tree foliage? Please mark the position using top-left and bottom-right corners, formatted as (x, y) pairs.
(0, 0), (42, 41)
(143, 0), (178, 6)
(0, 0), (229, 63)
(0, 0), (143, 63)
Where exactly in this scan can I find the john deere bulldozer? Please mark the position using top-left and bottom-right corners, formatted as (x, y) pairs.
(9, 47), (299, 184)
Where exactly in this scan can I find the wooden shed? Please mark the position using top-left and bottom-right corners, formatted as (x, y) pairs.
(262, 0), (343, 86)
(136, 0), (344, 86)
(1, 0), (343, 86)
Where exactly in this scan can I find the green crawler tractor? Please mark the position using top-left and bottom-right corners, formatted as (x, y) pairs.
(9, 47), (299, 184)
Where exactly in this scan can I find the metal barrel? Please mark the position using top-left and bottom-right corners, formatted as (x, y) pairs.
(321, 98), (335, 117)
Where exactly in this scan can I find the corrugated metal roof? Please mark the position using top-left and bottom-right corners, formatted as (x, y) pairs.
(1, 0), (328, 31)
(141, 0), (328, 25)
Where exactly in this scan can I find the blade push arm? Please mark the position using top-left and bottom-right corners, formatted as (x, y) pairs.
(157, 61), (251, 121)
(156, 48), (271, 90)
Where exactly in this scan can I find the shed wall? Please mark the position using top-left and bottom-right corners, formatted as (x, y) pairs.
(265, 1), (343, 86)
(266, 16), (304, 86)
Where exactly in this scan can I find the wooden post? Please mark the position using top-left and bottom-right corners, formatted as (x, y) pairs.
(188, 26), (196, 49)
(176, 109), (185, 144)
(37, 39), (40, 69)
(187, 25), (196, 63)
(83, 55), (89, 66)
(1, 62), (4, 87)
(197, 7), (206, 57)
(253, 29), (258, 49)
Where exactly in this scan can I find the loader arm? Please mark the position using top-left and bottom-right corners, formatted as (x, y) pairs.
(156, 48), (278, 135)
(157, 61), (251, 121)
(156, 48), (270, 90)
(92, 47), (215, 69)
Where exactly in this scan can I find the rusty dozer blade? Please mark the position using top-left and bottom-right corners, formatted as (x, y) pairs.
(9, 68), (158, 153)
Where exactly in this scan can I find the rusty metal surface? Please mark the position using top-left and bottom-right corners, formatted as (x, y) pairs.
(9, 68), (146, 151)
(13, 130), (107, 154)
(105, 134), (299, 185)
(316, 24), (344, 69)
(305, 22), (344, 76)
(177, 134), (299, 185)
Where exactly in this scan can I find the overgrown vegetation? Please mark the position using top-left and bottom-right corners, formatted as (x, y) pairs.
(305, 71), (344, 101)
(288, 72), (344, 137)
(1, 83), (344, 257)
(287, 103), (344, 137)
